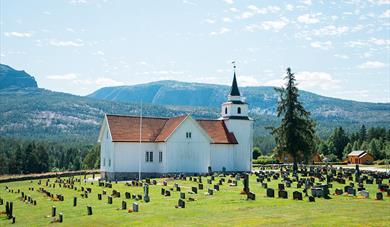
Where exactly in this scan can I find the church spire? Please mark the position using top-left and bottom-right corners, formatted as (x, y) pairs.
(229, 62), (241, 96)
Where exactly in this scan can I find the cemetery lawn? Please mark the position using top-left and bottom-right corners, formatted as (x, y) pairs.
(0, 174), (389, 227)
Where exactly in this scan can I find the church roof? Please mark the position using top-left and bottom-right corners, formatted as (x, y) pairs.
(105, 114), (238, 144)
(197, 120), (238, 144)
(229, 72), (241, 96)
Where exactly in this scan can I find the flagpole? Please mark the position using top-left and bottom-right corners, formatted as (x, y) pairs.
(138, 101), (142, 181)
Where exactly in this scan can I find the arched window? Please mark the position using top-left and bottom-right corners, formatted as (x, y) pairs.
(237, 107), (241, 114)
(225, 107), (227, 114)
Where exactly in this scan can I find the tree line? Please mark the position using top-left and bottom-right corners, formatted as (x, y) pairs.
(318, 125), (390, 162)
(0, 137), (100, 175)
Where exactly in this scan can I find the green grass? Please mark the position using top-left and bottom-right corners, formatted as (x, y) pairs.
(0, 173), (389, 227)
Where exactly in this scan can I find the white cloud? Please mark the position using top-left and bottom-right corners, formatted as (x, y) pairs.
(286, 4), (294, 11)
(183, 0), (197, 6)
(49, 39), (84, 47)
(358, 61), (387, 69)
(95, 77), (124, 87)
(310, 41), (332, 50)
(334, 54), (350, 59)
(379, 9), (390, 18)
(68, 0), (87, 4)
(229, 7), (238, 12)
(4, 32), (32, 38)
(261, 18), (289, 31)
(297, 25), (349, 38)
(224, 0), (234, 4)
(240, 11), (254, 19)
(239, 76), (262, 86)
(297, 13), (321, 24)
(301, 0), (312, 5)
(368, 0), (390, 5)
(210, 27), (230, 36)
(204, 19), (216, 24)
(296, 71), (340, 90)
(264, 71), (341, 91)
(222, 17), (233, 22)
(47, 73), (78, 80)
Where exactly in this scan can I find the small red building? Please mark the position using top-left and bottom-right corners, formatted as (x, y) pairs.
(347, 150), (374, 164)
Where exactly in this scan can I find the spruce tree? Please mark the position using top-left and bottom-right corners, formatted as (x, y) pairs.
(271, 68), (316, 171)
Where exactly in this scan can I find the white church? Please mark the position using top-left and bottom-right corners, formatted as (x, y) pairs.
(98, 70), (254, 180)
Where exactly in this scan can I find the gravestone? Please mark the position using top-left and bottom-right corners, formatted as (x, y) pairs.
(242, 174), (250, 194)
(73, 197), (77, 207)
(59, 213), (63, 223)
(98, 194), (102, 200)
(208, 188), (213, 195)
(278, 183), (285, 191)
(335, 188), (343, 195)
(108, 196), (113, 204)
(247, 192), (256, 200)
(165, 190), (171, 197)
(214, 185), (220, 191)
(266, 188), (275, 198)
(262, 183), (267, 188)
(161, 188), (166, 195)
(87, 206), (92, 215)
(133, 202), (139, 212)
(192, 187), (198, 194)
(180, 192), (185, 199)
(178, 199), (185, 208)
(376, 192), (383, 200)
(144, 184), (150, 203)
(198, 183), (204, 190)
(122, 201), (127, 210)
(278, 190), (288, 199)
(52, 206), (56, 217)
(309, 196), (315, 202)
(293, 191), (303, 200)
(357, 190), (369, 198)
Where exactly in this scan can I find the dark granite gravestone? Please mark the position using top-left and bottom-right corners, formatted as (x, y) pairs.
(214, 185), (220, 191)
(98, 194), (102, 200)
(208, 188), (213, 195)
(293, 191), (303, 200)
(178, 199), (185, 208)
(278, 183), (285, 191)
(335, 188), (343, 195)
(347, 187), (356, 196)
(52, 206), (56, 217)
(125, 192), (131, 199)
(86, 206), (93, 215)
(59, 213), (63, 223)
(243, 174), (250, 194)
(278, 190), (288, 199)
(311, 187), (323, 198)
(262, 183), (268, 188)
(165, 190), (171, 197)
(161, 188), (166, 195)
(180, 192), (186, 199)
(73, 197), (77, 206)
(247, 192), (256, 200)
(207, 179), (212, 184)
(144, 184), (150, 203)
(198, 184), (204, 190)
(108, 196), (113, 204)
(266, 188), (275, 198)
(122, 201), (127, 210)
(133, 202), (139, 212)
(376, 192), (383, 200)
(192, 187), (198, 194)
(308, 196), (315, 202)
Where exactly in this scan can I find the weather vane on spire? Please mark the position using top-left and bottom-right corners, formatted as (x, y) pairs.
(232, 61), (236, 69)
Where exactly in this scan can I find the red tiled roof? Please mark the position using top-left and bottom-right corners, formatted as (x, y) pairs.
(105, 114), (238, 144)
(196, 120), (238, 144)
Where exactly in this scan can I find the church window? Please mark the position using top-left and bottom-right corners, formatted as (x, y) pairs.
(186, 132), (192, 138)
(145, 151), (149, 162)
(103, 158), (105, 166)
(225, 107), (227, 114)
(145, 151), (153, 162)
(237, 107), (241, 114)
(108, 159), (111, 167)
(159, 151), (163, 163)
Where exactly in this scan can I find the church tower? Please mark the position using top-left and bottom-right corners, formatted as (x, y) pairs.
(220, 64), (253, 172)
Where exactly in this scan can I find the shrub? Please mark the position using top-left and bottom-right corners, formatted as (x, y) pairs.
(253, 155), (277, 165)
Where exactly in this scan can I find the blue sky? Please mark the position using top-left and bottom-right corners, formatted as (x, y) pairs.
(1, 0), (389, 102)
